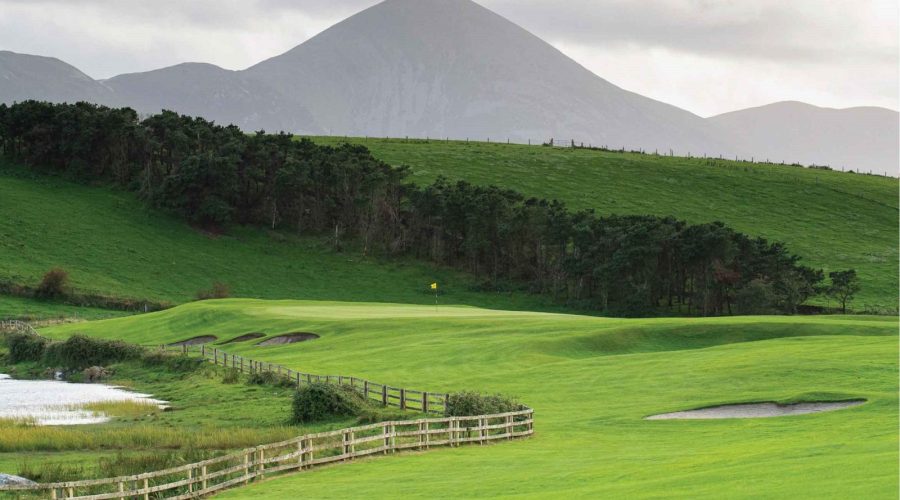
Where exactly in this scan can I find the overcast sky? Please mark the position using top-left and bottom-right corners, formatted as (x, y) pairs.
(1, 0), (896, 116)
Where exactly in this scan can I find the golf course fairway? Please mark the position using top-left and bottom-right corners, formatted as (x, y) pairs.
(42, 300), (899, 498)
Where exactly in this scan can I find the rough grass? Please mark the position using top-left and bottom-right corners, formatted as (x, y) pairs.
(41, 300), (899, 499)
(310, 137), (899, 310)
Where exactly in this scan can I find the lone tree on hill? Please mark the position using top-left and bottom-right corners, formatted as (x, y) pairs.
(828, 269), (860, 314)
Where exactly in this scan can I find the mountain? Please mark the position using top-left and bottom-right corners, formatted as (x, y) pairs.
(103, 62), (320, 131)
(711, 101), (899, 175)
(243, 0), (726, 152)
(0, 50), (117, 105)
(0, 0), (896, 173)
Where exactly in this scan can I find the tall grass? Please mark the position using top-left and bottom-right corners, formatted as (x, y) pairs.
(0, 420), (298, 452)
(79, 400), (161, 419)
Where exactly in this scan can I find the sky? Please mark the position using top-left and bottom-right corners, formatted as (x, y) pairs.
(0, 0), (896, 117)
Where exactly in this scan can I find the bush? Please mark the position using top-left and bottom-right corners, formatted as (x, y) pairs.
(5, 333), (48, 363)
(291, 383), (368, 424)
(247, 370), (295, 388)
(221, 368), (240, 384)
(196, 282), (230, 301)
(43, 335), (144, 369)
(140, 351), (206, 372)
(445, 391), (522, 417)
(35, 268), (69, 300)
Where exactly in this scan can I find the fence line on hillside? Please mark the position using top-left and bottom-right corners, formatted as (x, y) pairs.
(0, 338), (534, 499)
(177, 344), (448, 414)
(0, 319), (41, 337)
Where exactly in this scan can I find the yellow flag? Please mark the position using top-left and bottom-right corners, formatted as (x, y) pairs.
(430, 282), (438, 290)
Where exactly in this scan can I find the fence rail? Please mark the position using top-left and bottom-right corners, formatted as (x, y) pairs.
(0, 337), (534, 498)
(0, 409), (534, 499)
(180, 344), (448, 415)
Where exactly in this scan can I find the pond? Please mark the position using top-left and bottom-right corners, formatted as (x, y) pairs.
(0, 374), (166, 425)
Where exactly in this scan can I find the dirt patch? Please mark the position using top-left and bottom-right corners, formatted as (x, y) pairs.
(221, 332), (266, 344)
(256, 333), (320, 346)
(645, 400), (866, 420)
(168, 336), (217, 347)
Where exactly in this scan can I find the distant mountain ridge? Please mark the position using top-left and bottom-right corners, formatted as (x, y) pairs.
(710, 101), (898, 174)
(1, 0), (897, 174)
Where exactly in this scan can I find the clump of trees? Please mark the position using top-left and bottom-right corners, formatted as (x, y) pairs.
(0, 101), (849, 316)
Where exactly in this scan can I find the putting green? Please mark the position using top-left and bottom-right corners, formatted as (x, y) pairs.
(42, 301), (899, 498)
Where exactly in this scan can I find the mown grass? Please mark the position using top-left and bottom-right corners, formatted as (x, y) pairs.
(310, 137), (899, 310)
(41, 299), (899, 499)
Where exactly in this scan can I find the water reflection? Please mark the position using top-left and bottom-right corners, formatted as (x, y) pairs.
(0, 374), (165, 425)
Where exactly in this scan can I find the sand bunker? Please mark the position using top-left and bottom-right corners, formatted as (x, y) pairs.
(256, 333), (320, 346)
(646, 400), (865, 420)
(221, 332), (266, 344)
(168, 336), (217, 347)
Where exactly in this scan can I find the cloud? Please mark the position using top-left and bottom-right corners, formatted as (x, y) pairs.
(0, 0), (895, 115)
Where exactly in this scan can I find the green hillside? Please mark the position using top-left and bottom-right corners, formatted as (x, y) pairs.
(312, 138), (899, 310)
(0, 163), (554, 319)
(42, 300), (899, 498)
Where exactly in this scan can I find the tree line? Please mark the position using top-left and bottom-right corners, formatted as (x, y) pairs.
(0, 101), (856, 316)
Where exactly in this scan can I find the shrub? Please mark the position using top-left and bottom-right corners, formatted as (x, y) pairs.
(445, 391), (522, 417)
(35, 268), (69, 299)
(196, 282), (230, 301)
(247, 370), (295, 388)
(291, 383), (367, 424)
(43, 335), (144, 369)
(140, 351), (206, 373)
(221, 368), (240, 384)
(5, 333), (48, 363)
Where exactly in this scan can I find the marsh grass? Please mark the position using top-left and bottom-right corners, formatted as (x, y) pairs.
(0, 423), (300, 452)
(79, 400), (162, 419)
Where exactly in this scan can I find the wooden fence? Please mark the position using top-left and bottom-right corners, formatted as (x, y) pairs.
(0, 339), (534, 498)
(185, 344), (448, 415)
(0, 409), (533, 499)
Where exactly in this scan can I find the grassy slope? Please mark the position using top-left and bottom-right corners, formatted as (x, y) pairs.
(0, 164), (555, 318)
(42, 300), (899, 498)
(312, 138), (899, 309)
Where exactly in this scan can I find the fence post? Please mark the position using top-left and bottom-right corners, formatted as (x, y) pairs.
(451, 418), (458, 447)
(480, 417), (487, 445)
(201, 465), (208, 490)
(258, 449), (265, 480)
(201, 344), (205, 357)
(364, 380), (369, 400)
(382, 385), (388, 406)
(297, 438), (304, 469)
(423, 391), (429, 413)
(399, 388), (406, 409)
(187, 468), (193, 493)
(143, 478), (149, 500)
(506, 415), (513, 439)
(117, 481), (125, 500)
(213, 348), (218, 365)
(243, 452), (250, 485)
